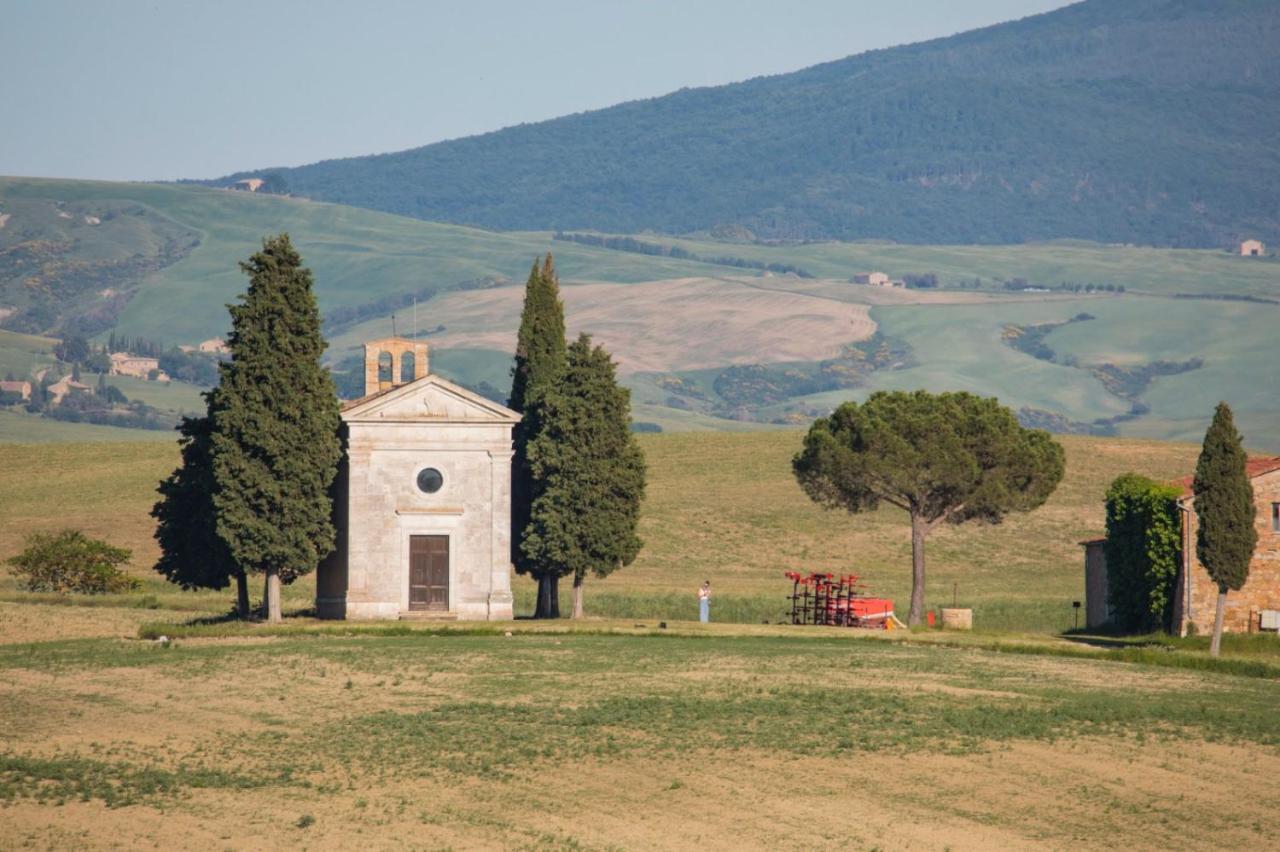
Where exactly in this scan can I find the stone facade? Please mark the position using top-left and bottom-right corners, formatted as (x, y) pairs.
(109, 352), (161, 379)
(1173, 464), (1280, 635)
(852, 271), (892, 286)
(1239, 239), (1264, 257)
(317, 337), (518, 621)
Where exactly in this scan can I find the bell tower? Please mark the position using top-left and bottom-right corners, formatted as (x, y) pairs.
(362, 337), (430, 396)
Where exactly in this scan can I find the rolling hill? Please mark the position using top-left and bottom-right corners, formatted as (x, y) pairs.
(206, 0), (1280, 246)
(1, 177), (1278, 448)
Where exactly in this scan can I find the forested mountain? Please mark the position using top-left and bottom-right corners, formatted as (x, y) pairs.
(206, 0), (1280, 246)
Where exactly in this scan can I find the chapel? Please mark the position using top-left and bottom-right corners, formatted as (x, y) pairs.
(316, 337), (519, 620)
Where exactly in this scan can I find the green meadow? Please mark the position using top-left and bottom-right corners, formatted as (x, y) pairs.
(3, 178), (1278, 448)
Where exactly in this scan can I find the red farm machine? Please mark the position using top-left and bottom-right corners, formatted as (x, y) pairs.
(785, 572), (901, 629)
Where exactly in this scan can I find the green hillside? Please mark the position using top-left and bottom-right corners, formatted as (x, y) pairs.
(209, 0), (1280, 246)
(2, 178), (1277, 449)
(0, 177), (719, 346)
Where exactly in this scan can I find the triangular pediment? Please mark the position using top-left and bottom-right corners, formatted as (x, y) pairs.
(342, 375), (519, 424)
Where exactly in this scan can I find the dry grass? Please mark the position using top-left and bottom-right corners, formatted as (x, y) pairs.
(426, 276), (875, 374)
(619, 431), (1197, 629)
(0, 630), (1276, 850)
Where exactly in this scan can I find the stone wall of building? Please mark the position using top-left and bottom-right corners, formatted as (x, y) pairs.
(1180, 469), (1280, 635)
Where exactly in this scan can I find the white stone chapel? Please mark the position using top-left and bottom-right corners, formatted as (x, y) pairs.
(316, 337), (519, 620)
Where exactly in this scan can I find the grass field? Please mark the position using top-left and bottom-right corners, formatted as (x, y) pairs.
(2, 431), (1278, 849)
(0, 432), (1201, 630)
(1, 618), (1277, 849)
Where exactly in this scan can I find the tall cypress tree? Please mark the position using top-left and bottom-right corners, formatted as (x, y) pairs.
(210, 234), (342, 623)
(522, 334), (646, 619)
(1192, 402), (1257, 657)
(509, 254), (567, 618)
(152, 411), (249, 617)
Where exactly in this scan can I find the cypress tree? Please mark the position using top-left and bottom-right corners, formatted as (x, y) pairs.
(509, 254), (567, 618)
(152, 411), (250, 617)
(522, 334), (646, 619)
(209, 234), (342, 623)
(1192, 402), (1257, 656)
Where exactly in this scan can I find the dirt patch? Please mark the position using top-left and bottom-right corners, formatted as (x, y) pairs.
(427, 277), (874, 374)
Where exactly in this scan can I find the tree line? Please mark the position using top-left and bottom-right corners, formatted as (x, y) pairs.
(553, 232), (814, 278)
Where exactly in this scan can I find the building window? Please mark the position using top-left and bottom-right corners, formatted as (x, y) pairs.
(1273, 502), (1280, 532)
(416, 468), (443, 494)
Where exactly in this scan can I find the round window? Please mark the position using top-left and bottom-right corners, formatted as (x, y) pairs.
(416, 468), (443, 494)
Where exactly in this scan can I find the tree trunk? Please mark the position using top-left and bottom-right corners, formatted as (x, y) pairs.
(909, 512), (928, 626)
(1209, 587), (1227, 657)
(265, 570), (282, 623)
(235, 572), (250, 619)
(534, 573), (562, 619)
(572, 574), (584, 619)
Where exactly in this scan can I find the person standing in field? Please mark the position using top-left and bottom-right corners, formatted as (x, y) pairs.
(698, 580), (711, 623)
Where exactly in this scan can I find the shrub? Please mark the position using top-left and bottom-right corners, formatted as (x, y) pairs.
(6, 530), (139, 594)
(1104, 474), (1182, 632)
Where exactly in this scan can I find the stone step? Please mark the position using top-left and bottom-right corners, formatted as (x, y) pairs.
(398, 610), (458, 622)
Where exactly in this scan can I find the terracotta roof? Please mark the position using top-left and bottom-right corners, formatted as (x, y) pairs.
(1174, 456), (1280, 498)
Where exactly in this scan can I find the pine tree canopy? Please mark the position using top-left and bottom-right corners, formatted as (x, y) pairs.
(522, 334), (646, 584)
(1193, 402), (1257, 593)
(509, 254), (567, 580)
(794, 390), (1063, 623)
(794, 390), (1064, 524)
(152, 412), (238, 591)
(209, 234), (342, 584)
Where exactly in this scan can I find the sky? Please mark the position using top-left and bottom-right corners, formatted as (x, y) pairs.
(2, 0), (1069, 182)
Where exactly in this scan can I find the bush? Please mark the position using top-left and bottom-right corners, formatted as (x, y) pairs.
(1104, 474), (1181, 633)
(6, 530), (139, 594)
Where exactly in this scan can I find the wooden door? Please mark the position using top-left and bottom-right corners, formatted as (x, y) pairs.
(409, 535), (449, 611)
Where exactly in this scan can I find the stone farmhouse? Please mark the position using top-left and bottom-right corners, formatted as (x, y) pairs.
(0, 380), (31, 400)
(1240, 239), (1265, 256)
(47, 376), (92, 404)
(179, 338), (230, 355)
(317, 337), (519, 621)
(1083, 457), (1280, 635)
(109, 352), (166, 381)
(852, 271), (901, 287)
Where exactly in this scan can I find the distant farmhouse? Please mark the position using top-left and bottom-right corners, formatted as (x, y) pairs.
(852, 271), (902, 287)
(47, 376), (92, 405)
(179, 338), (230, 355)
(0, 380), (31, 401)
(1083, 457), (1280, 635)
(109, 352), (166, 381)
(317, 337), (519, 621)
(229, 178), (264, 192)
(1240, 239), (1265, 256)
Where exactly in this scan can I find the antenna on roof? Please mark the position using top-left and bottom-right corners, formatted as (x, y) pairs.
(413, 296), (418, 340)
(391, 313), (397, 337)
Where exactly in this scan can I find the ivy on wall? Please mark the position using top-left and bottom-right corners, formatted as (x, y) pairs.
(1104, 473), (1183, 633)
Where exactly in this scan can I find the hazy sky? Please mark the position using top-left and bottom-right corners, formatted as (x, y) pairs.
(3, 0), (1069, 182)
